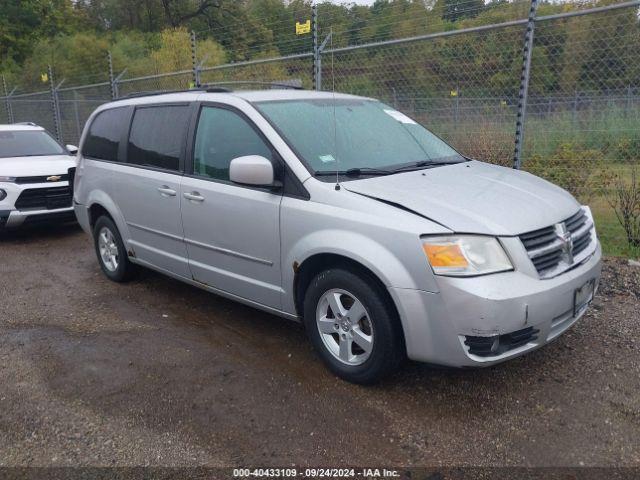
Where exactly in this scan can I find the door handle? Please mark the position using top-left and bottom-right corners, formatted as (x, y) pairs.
(157, 186), (177, 197)
(184, 191), (205, 203)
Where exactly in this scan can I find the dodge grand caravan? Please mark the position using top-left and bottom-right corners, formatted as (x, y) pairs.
(73, 89), (602, 383)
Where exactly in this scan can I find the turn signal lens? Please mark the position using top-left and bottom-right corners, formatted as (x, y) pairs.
(422, 235), (513, 277)
(423, 244), (469, 268)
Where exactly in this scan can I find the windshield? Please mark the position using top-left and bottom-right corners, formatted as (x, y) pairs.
(255, 98), (464, 174)
(0, 130), (66, 158)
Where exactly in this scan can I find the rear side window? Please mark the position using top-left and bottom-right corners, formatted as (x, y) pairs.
(193, 106), (273, 181)
(83, 107), (128, 161)
(127, 105), (191, 171)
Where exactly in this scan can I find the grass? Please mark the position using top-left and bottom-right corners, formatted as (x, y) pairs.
(591, 196), (640, 259)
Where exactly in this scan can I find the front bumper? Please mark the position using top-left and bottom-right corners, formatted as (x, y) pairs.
(390, 241), (602, 367)
(0, 206), (76, 228)
(1, 180), (76, 228)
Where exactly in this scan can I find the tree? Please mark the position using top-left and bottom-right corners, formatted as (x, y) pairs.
(0, 0), (78, 69)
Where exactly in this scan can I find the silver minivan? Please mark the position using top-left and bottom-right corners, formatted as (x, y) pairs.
(73, 89), (602, 383)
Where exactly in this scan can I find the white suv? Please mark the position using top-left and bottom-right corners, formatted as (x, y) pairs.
(0, 124), (78, 229)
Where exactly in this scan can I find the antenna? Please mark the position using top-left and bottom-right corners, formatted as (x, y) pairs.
(330, 28), (340, 191)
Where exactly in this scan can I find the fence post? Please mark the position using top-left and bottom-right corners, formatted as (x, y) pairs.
(2, 75), (14, 124)
(513, 0), (539, 170)
(108, 51), (116, 100)
(312, 4), (320, 90)
(191, 30), (200, 88)
(48, 65), (63, 141)
(73, 89), (82, 141)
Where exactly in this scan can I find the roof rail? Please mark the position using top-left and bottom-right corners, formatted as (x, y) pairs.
(121, 88), (204, 99)
(13, 121), (38, 126)
(119, 80), (303, 100)
(205, 86), (232, 93)
(202, 80), (304, 91)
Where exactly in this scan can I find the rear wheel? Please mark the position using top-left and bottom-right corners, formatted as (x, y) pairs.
(303, 268), (404, 384)
(93, 216), (137, 282)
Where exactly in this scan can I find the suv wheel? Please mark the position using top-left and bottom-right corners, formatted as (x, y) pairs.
(303, 268), (404, 384)
(93, 216), (137, 282)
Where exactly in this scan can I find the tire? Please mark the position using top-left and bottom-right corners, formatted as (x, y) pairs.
(303, 267), (405, 384)
(93, 215), (137, 282)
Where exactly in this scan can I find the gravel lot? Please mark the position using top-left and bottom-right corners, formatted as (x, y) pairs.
(0, 224), (638, 468)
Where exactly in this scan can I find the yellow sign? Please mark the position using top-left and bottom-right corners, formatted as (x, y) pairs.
(450, 89), (458, 97)
(296, 20), (311, 35)
(41, 73), (48, 83)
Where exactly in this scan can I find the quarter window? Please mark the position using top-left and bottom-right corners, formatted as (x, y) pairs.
(193, 106), (273, 181)
(83, 107), (129, 161)
(127, 105), (190, 171)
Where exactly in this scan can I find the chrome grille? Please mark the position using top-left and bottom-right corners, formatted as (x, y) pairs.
(519, 207), (596, 278)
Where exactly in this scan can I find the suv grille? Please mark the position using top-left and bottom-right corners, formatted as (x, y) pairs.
(519, 208), (595, 278)
(15, 186), (72, 211)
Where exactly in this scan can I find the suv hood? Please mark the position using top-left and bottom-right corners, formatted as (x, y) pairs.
(0, 155), (77, 178)
(343, 161), (580, 236)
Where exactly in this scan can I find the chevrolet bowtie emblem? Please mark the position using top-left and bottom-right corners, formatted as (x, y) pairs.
(46, 175), (62, 182)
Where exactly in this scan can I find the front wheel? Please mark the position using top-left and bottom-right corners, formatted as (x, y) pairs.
(93, 216), (138, 282)
(303, 268), (405, 384)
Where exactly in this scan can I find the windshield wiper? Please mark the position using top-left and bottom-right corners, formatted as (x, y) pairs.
(315, 167), (393, 177)
(390, 159), (465, 173)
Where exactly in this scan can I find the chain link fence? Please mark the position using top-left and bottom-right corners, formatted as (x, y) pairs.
(320, 22), (527, 167)
(1, 0), (638, 256)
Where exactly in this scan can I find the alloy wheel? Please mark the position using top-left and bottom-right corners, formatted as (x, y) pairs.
(98, 227), (119, 272)
(315, 288), (374, 366)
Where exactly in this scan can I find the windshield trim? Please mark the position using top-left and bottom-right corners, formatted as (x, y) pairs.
(0, 129), (67, 159)
(252, 98), (465, 178)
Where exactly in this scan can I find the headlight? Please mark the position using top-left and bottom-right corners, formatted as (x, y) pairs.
(422, 235), (513, 277)
(0, 176), (16, 182)
(0, 189), (6, 201)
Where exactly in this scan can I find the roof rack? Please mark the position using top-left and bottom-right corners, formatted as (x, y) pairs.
(202, 80), (304, 91)
(13, 121), (39, 126)
(119, 80), (303, 100)
(121, 89), (204, 99)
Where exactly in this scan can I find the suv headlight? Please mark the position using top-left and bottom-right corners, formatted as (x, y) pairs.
(0, 176), (16, 182)
(422, 235), (513, 277)
(0, 189), (6, 201)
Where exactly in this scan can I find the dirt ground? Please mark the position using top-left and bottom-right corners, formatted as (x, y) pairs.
(0, 224), (638, 468)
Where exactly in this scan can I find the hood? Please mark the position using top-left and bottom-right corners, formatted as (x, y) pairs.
(0, 155), (77, 178)
(342, 161), (580, 236)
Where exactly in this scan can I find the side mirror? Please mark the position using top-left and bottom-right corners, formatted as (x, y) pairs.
(229, 155), (275, 187)
(66, 144), (78, 155)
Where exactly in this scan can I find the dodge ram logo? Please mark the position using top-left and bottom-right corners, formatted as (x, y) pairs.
(555, 223), (574, 264)
(46, 175), (62, 182)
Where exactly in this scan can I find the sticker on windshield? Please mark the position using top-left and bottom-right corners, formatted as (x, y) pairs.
(384, 109), (417, 125)
(319, 154), (336, 163)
